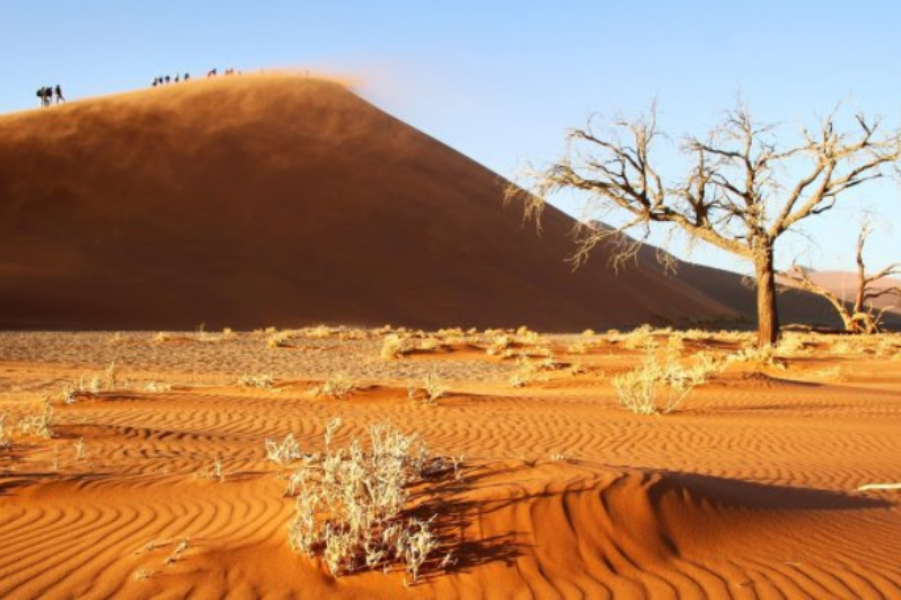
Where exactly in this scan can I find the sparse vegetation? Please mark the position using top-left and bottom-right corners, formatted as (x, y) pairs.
(16, 398), (55, 439)
(612, 343), (714, 415)
(286, 421), (456, 582)
(238, 374), (276, 389)
(265, 433), (303, 464)
(407, 374), (447, 406)
(310, 373), (356, 400)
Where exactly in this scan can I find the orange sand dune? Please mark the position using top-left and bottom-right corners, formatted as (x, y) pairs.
(1, 330), (901, 598)
(0, 75), (734, 331)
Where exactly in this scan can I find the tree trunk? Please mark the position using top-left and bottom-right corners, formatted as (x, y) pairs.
(755, 248), (780, 347)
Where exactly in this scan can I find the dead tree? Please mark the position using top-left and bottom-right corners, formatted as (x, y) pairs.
(781, 221), (901, 333)
(509, 103), (901, 346)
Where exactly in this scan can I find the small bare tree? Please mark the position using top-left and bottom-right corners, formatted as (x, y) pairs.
(781, 221), (901, 333)
(509, 103), (901, 346)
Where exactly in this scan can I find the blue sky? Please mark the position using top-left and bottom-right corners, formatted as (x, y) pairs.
(2, 1), (900, 274)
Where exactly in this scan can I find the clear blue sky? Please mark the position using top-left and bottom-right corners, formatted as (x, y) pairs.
(2, 1), (900, 274)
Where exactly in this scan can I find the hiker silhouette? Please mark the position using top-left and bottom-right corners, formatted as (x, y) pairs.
(54, 85), (65, 104)
(36, 86), (52, 108)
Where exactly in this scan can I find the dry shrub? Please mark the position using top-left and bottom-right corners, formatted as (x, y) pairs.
(612, 344), (714, 415)
(485, 335), (514, 356)
(144, 381), (173, 393)
(619, 325), (655, 350)
(725, 345), (786, 369)
(286, 421), (455, 582)
(238, 374), (275, 389)
(0, 413), (10, 449)
(15, 398), (55, 439)
(267, 330), (294, 349)
(407, 374), (446, 406)
(775, 333), (813, 357)
(311, 373), (356, 400)
(266, 433), (304, 464)
(381, 334), (416, 360)
(60, 361), (120, 404)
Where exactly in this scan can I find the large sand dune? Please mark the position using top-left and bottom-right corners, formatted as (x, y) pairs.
(0, 75), (736, 331)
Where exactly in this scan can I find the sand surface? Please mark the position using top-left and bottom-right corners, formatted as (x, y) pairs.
(1, 328), (900, 598)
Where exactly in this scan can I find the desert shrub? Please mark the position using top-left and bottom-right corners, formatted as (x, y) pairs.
(59, 362), (120, 404)
(775, 333), (812, 357)
(267, 330), (294, 349)
(485, 335), (514, 356)
(144, 381), (173, 393)
(620, 325), (655, 350)
(875, 335), (901, 357)
(310, 373), (356, 400)
(612, 345), (712, 415)
(725, 345), (786, 369)
(381, 334), (416, 360)
(16, 399), (55, 439)
(0, 413), (10, 449)
(266, 433), (303, 464)
(286, 422), (453, 582)
(407, 374), (446, 406)
(238, 374), (275, 389)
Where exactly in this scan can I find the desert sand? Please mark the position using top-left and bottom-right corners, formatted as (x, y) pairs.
(1, 327), (900, 599)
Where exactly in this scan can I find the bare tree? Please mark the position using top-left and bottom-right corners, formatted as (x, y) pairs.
(509, 103), (901, 346)
(781, 220), (901, 333)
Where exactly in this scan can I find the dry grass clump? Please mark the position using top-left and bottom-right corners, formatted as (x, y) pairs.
(152, 331), (173, 344)
(875, 335), (901, 357)
(618, 325), (656, 350)
(612, 344), (714, 415)
(15, 398), (55, 439)
(310, 373), (357, 400)
(267, 330), (294, 349)
(381, 334), (416, 360)
(725, 345), (787, 369)
(0, 413), (11, 450)
(407, 374), (447, 406)
(774, 333), (814, 358)
(60, 361), (120, 404)
(298, 325), (371, 341)
(144, 381), (173, 393)
(238, 374), (276, 389)
(266, 433), (304, 464)
(286, 421), (456, 582)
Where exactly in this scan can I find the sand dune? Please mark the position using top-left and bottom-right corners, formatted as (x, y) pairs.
(805, 271), (901, 313)
(0, 74), (737, 331)
(1, 329), (901, 598)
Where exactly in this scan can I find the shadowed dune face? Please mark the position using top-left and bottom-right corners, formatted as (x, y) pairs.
(0, 75), (734, 330)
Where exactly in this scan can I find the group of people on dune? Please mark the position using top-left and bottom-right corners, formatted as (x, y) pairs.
(152, 73), (190, 86)
(151, 67), (242, 87)
(36, 85), (64, 107)
(205, 67), (241, 77)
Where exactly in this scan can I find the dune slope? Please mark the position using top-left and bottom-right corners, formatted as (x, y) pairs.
(0, 75), (734, 330)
